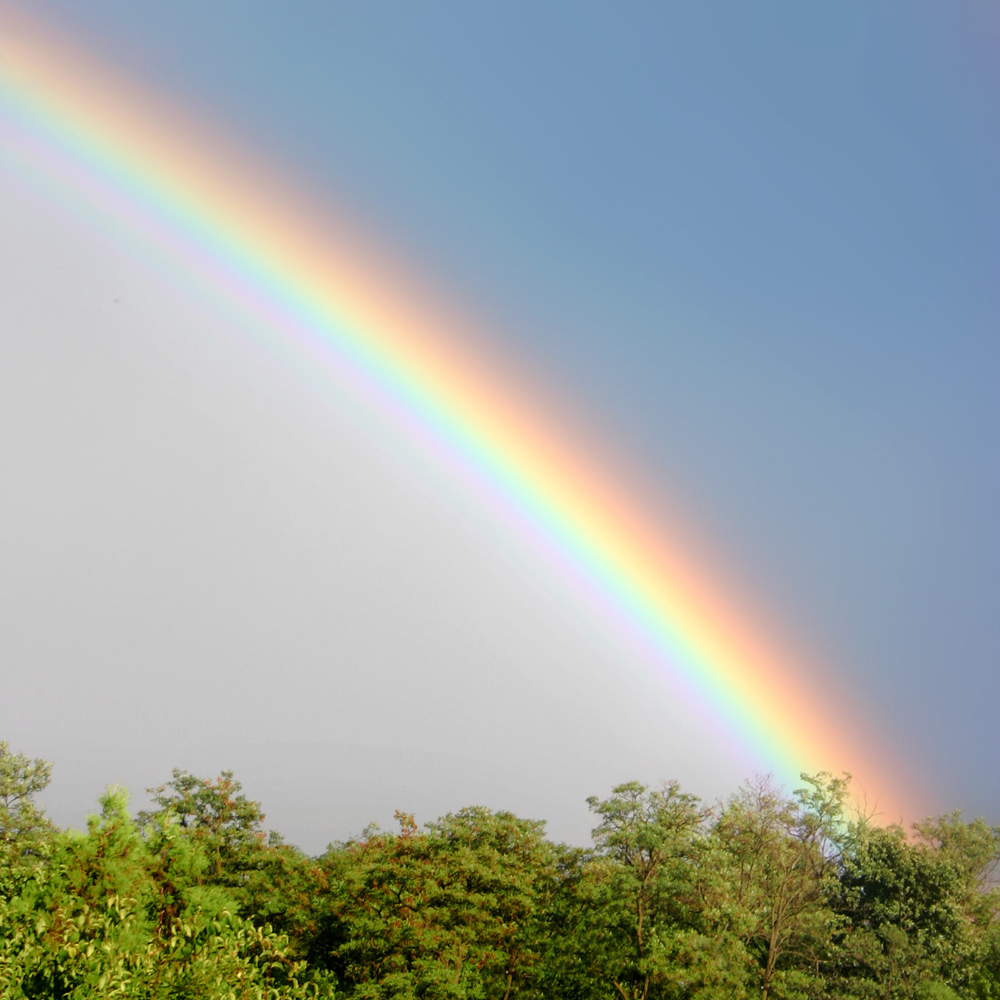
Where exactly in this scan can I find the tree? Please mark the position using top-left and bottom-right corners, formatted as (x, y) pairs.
(320, 806), (557, 999)
(584, 780), (708, 1000)
(0, 741), (54, 896)
(423, 807), (556, 1000)
(708, 773), (850, 1000)
(526, 841), (605, 1000)
(138, 768), (268, 888)
(0, 786), (331, 998)
(831, 813), (1000, 999)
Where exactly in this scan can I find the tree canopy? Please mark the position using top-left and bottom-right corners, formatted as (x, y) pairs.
(1, 741), (997, 999)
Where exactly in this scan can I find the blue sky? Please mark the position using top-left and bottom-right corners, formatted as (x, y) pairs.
(2, 2), (998, 849)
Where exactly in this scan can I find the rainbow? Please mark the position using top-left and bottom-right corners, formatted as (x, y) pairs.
(0, 8), (922, 820)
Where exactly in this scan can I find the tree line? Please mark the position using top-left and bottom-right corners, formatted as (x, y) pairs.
(1, 739), (998, 999)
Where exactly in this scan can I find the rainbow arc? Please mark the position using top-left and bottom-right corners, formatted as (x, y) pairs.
(0, 7), (921, 821)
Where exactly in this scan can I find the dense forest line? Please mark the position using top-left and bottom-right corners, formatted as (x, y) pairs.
(1, 740), (999, 999)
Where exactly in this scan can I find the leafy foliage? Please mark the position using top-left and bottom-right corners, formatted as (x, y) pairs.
(2, 740), (999, 999)
(0, 741), (54, 899)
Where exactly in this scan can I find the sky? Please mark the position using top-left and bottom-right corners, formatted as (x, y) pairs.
(1, 1), (998, 853)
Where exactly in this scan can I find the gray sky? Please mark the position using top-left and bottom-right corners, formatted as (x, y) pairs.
(2, 2), (998, 852)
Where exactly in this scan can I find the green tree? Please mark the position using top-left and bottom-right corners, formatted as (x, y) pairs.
(583, 780), (708, 1000)
(831, 813), (1000, 1000)
(139, 767), (336, 966)
(0, 786), (332, 998)
(0, 741), (54, 898)
(322, 807), (555, 999)
(138, 768), (269, 888)
(424, 807), (556, 1000)
(524, 841), (605, 1000)
(707, 773), (849, 1000)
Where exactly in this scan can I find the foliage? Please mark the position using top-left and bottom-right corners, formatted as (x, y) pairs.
(319, 806), (556, 999)
(0, 742), (54, 899)
(828, 811), (1000, 999)
(0, 785), (335, 998)
(705, 772), (850, 999)
(2, 741), (999, 999)
(581, 780), (709, 999)
(138, 769), (270, 887)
